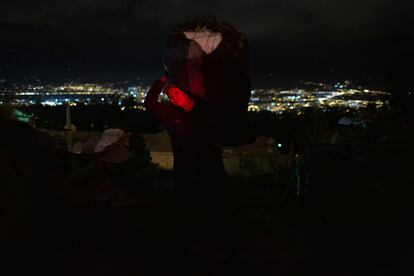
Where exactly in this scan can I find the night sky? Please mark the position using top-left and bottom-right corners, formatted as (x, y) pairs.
(0, 0), (412, 91)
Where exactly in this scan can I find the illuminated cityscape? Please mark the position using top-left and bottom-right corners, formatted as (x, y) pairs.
(248, 87), (389, 114)
(0, 80), (390, 113)
(0, 82), (149, 108)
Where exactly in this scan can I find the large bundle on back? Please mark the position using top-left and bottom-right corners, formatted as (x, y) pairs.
(162, 18), (255, 146)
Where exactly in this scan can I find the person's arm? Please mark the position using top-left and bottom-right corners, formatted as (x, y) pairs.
(188, 96), (212, 117)
(144, 78), (175, 125)
(181, 96), (195, 112)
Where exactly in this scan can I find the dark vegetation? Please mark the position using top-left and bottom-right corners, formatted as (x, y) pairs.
(2, 105), (414, 275)
(20, 105), (344, 151)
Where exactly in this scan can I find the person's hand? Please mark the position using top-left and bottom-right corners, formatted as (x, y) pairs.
(166, 84), (194, 112)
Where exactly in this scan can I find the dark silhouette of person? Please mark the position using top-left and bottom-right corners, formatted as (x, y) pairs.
(145, 76), (226, 198)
